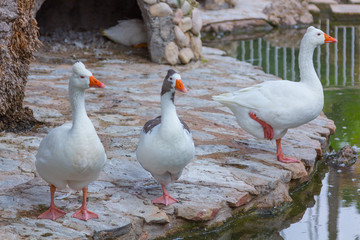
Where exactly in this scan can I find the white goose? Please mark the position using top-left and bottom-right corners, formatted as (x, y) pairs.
(101, 19), (147, 47)
(213, 26), (337, 163)
(35, 62), (107, 221)
(136, 69), (195, 205)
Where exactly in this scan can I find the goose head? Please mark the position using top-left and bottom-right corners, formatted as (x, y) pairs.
(70, 61), (105, 90)
(161, 69), (187, 97)
(304, 26), (337, 47)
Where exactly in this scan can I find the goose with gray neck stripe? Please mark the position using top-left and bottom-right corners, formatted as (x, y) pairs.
(213, 26), (337, 163)
(136, 69), (195, 206)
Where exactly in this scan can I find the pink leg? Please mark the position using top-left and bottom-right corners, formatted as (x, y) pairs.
(249, 112), (274, 140)
(152, 185), (178, 206)
(72, 187), (98, 221)
(276, 139), (299, 163)
(38, 185), (66, 221)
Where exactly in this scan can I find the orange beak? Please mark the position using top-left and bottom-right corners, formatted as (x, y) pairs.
(89, 76), (105, 88)
(324, 33), (337, 43)
(175, 79), (187, 93)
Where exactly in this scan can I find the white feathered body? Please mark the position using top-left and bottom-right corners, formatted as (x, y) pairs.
(102, 19), (146, 46)
(213, 80), (324, 140)
(36, 121), (107, 190)
(136, 116), (194, 186)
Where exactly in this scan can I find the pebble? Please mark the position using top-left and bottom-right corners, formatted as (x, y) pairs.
(179, 17), (193, 32)
(174, 26), (187, 47)
(179, 47), (194, 64)
(165, 41), (179, 65)
(150, 3), (173, 17)
(191, 8), (202, 35)
(181, 0), (191, 15)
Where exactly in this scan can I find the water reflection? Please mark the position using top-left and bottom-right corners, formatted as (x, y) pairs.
(209, 24), (360, 89)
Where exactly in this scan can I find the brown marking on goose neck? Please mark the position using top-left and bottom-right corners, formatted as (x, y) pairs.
(161, 69), (177, 98)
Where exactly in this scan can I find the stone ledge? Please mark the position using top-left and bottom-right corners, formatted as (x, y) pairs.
(0, 47), (335, 239)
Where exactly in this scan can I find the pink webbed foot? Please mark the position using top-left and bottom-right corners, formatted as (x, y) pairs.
(152, 185), (178, 206)
(38, 185), (66, 221)
(277, 155), (300, 163)
(276, 139), (300, 163)
(38, 206), (66, 221)
(72, 208), (98, 221)
(72, 187), (98, 221)
(152, 195), (178, 206)
(249, 112), (274, 140)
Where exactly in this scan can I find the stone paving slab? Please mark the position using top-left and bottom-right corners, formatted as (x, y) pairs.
(331, 4), (360, 21)
(310, 0), (338, 10)
(200, 0), (272, 30)
(0, 47), (335, 239)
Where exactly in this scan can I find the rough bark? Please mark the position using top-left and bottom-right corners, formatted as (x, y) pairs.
(0, 0), (41, 132)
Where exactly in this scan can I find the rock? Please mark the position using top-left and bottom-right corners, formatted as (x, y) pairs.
(263, 0), (313, 26)
(325, 145), (358, 167)
(185, 32), (191, 46)
(137, 0), (175, 63)
(179, 17), (192, 32)
(160, 18), (173, 39)
(202, 46), (226, 56)
(174, 26), (187, 47)
(150, 3), (173, 17)
(202, 0), (236, 10)
(143, 208), (170, 224)
(191, 8), (202, 35)
(179, 47), (194, 64)
(190, 35), (202, 59)
(167, 0), (179, 8)
(33, 0), (46, 16)
(175, 202), (220, 221)
(308, 4), (320, 14)
(143, 0), (157, 5)
(92, 219), (132, 240)
(165, 41), (179, 65)
(181, 0), (191, 15)
(173, 9), (183, 24)
(226, 192), (252, 208)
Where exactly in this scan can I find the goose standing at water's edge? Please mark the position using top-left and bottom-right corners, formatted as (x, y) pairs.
(35, 62), (107, 221)
(136, 70), (195, 205)
(213, 26), (337, 163)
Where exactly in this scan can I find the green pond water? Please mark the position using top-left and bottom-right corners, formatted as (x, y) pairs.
(168, 22), (360, 239)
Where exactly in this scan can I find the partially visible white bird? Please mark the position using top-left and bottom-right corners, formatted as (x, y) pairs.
(36, 61), (107, 221)
(136, 69), (195, 205)
(101, 19), (147, 47)
(213, 26), (337, 163)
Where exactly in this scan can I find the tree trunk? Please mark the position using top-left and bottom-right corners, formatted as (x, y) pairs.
(0, 0), (41, 132)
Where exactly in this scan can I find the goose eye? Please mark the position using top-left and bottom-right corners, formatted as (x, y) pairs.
(80, 76), (85, 79)
(170, 77), (173, 80)
(317, 33), (321, 36)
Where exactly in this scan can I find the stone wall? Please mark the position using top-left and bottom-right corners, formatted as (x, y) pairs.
(263, 0), (313, 27)
(33, 0), (203, 65)
(137, 0), (203, 65)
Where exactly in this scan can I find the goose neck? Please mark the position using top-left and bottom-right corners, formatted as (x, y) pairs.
(298, 40), (319, 86)
(69, 87), (91, 130)
(160, 91), (180, 129)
